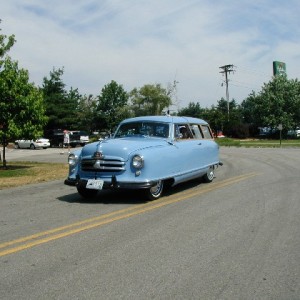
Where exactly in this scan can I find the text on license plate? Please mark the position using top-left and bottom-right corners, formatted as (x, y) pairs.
(86, 179), (104, 190)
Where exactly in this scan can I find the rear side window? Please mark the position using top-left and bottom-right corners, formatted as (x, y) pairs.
(201, 125), (213, 139)
(190, 124), (203, 139)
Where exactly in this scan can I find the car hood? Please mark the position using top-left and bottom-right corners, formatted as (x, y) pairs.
(81, 137), (169, 161)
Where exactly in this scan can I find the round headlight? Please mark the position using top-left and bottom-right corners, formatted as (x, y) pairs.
(132, 155), (144, 169)
(68, 153), (78, 166)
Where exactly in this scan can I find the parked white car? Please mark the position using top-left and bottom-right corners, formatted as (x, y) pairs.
(15, 138), (50, 149)
(287, 128), (300, 138)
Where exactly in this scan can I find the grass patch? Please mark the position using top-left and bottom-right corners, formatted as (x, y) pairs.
(0, 161), (68, 189)
(216, 138), (300, 147)
(215, 138), (241, 147)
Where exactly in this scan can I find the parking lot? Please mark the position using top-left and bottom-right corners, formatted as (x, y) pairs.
(1, 145), (79, 163)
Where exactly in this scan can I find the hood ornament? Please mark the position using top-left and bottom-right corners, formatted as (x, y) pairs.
(93, 151), (104, 169)
(93, 151), (104, 159)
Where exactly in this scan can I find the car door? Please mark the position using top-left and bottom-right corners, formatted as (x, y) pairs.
(173, 123), (217, 175)
(23, 140), (31, 148)
(19, 139), (28, 148)
(170, 124), (206, 175)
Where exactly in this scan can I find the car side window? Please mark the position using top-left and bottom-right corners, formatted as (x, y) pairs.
(201, 125), (213, 139)
(175, 124), (193, 139)
(190, 124), (203, 139)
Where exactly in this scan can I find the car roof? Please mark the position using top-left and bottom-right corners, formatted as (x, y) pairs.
(119, 115), (208, 125)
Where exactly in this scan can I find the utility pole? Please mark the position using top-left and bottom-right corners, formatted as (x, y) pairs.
(219, 64), (235, 120)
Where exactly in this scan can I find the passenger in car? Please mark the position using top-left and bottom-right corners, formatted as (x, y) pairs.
(179, 126), (193, 139)
(180, 127), (188, 138)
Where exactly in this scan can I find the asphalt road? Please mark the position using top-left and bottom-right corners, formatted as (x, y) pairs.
(0, 147), (299, 299)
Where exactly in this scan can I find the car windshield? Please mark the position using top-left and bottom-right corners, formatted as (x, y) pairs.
(115, 122), (170, 138)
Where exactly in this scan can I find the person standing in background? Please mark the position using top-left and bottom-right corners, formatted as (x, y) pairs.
(63, 130), (70, 153)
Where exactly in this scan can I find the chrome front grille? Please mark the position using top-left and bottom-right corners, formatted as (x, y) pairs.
(81, 158), (125, 172)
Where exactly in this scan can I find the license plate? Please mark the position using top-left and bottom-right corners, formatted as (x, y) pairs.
(86, 179), (104, 190)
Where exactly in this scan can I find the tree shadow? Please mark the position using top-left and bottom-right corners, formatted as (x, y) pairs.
(0, 164), (32, 171)
(0, 164), (33, 174)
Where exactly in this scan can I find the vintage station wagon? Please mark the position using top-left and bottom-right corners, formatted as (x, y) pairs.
(64, 116), (221, 200)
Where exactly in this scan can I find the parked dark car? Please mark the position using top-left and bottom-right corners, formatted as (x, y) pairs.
(45, 129), (64, 147)
(69, 131), (90, 147)
(45, 129), (90, 147)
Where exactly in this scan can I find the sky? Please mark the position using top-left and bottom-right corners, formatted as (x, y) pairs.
(1, 0), (300, 111)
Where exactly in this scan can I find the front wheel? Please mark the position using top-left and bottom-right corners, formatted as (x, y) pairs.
(202, 166), (215, 183)
(30, 144), (35, 150)
(77, 184), (98, 199)
(145, 180), (164, 200)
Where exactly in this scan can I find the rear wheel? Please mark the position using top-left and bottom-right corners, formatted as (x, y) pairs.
(145, 180), (164, 200)
(202, 166), (215, 183)
(30, 144), (35, 150)
(77, 184), (98, 198)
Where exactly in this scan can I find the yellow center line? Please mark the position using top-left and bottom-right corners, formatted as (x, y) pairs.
(0, 172), (259, 257)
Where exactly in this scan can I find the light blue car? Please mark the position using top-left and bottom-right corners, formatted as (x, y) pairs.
(64, 116), (222, 200)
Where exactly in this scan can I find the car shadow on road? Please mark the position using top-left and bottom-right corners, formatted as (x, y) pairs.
(57, 189), (150, 205)
(58, 179), (205, 205)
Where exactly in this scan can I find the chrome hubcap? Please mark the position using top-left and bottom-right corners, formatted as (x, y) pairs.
(150, 181), (163, 196)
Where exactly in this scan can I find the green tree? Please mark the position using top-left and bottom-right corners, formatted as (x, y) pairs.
(0, 21), (15, 62)
(204, 106), (226, 134)
(0, 58), (47, 167)
(1, 25), (47, 167)
(130, 83), (172, 116)
(178, 102), (204, 118)
(241, 91), (258, 125)
(241, 76), (300, 133)
(76, 94), (97, 132)
(95, 80), (130, 132)
(66, 87), (83, 129)
(42, 67), (77, 130)
(178, 98), (246, 137)
(216, 98), (246, 137)
(0, 23), (16, 162)
(294, 80), (300, 126)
